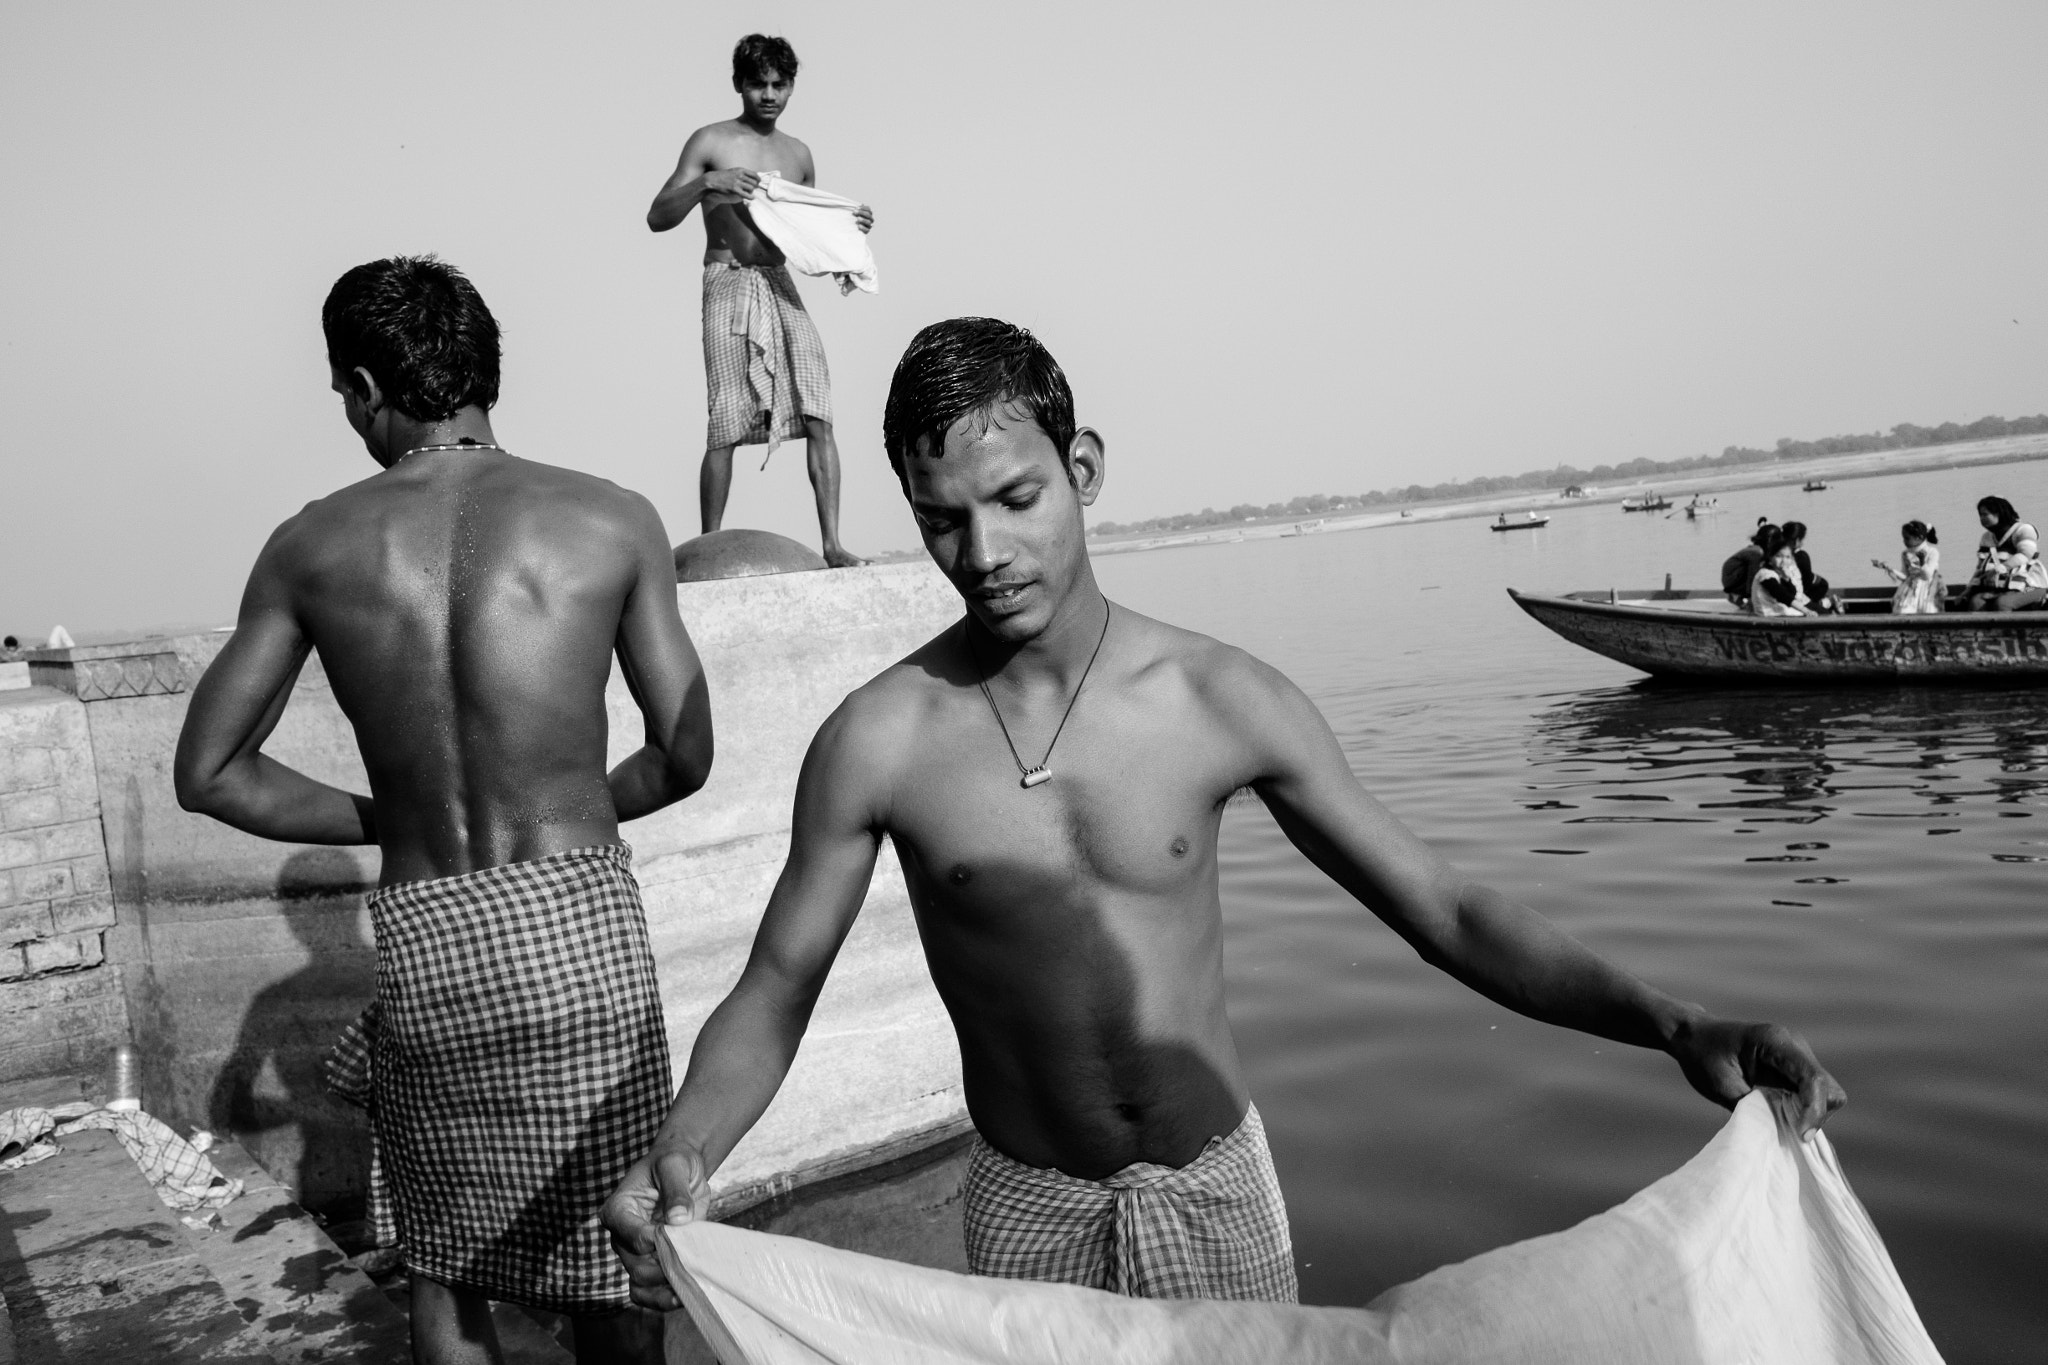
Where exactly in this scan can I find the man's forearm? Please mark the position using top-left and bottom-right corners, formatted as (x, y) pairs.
(180, 754), (375, 845)
(1427, 883), (1698, 1051)
(608, 744), (710, 822)
(653, 979), (814, 1175)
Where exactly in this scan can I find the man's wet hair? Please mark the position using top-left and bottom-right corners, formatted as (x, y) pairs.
(733, 34), (798, 85)
(322, 256), (500, 422)
(882, 318), (1079, 491)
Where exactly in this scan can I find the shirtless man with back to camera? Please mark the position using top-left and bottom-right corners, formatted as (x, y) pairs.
(176, 256), (709, 1364)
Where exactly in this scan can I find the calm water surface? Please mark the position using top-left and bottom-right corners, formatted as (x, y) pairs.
(1095, 461), (2048, 1364)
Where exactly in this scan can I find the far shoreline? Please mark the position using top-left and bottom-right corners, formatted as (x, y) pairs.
(1084, 434), (2048, 558)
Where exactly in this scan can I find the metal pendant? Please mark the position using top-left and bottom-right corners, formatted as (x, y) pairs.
(1020, 768), (1053, 788)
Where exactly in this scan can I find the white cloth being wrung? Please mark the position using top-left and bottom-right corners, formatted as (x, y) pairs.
(746, 172), (878, 295)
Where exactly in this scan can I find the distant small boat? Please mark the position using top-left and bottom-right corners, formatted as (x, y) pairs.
(1622, 494), (1672, 513)
(1492, 513), (1550, 532)
(1509, 587), (2048, 681)
(1684, 496), (1722, 520)
(1803, 480), (1830, 492)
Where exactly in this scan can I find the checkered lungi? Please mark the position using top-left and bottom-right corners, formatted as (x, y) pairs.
(962, 1103), (1298, 1302)
(323, 844), (670, 1312)
(702, 261), (832, 453)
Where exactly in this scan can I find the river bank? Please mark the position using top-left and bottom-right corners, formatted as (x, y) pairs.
(1091, 433), (2048, 556)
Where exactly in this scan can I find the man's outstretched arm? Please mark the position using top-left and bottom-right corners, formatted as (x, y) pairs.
(646, 129), (761, 232)
(174, 524), (374, 844)
(607, 494), (713, 821)
(1225, 654), (1846, 1134)
(603, 697), (888, 1309)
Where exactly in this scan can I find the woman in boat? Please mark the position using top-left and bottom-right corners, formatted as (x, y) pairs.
(1872, 521), (1942, 614)
(1779, 521), (1837, 614)
(1749, 526), (1808, 616)
(1960, 496), (2048, 613)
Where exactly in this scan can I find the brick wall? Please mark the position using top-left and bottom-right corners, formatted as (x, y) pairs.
(0, 686), (126, 1082)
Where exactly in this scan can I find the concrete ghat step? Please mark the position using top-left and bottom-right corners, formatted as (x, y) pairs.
(187, 1142), (576, 1365)
(0, 1126), (275, 1363)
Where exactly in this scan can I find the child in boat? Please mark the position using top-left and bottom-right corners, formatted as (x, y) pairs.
(1873, 521), (1942, 614)
(1960, 496), (2048, 613)
(1780, 521), (1837, 614)
(1749, 526), (1808, 616)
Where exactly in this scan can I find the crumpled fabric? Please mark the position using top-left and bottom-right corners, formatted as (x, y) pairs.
(658, 1090), (1944, 1365)
(746, 172), (878, 295)
(0, 1103), (242, 1212)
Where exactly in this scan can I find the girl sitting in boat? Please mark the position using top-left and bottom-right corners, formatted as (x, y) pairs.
(1873, 521), (1942, 614)
(1748, 526), (1808, 616)
(1960, 496), (2048, 613)
(1780, 521), (1837, 614)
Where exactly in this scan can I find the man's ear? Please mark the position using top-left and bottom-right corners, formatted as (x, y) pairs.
(349, 366), (385, 416)
(1067, 428), (1106, 507)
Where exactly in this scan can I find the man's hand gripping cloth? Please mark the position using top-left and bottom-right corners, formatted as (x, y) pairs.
(703, 261), (833, 463)
(657, 1091), (1944, 1365)
(746, 172), (878, 294)
(963, 1102), (1297, 1301)
(339, 844), (671, 1313)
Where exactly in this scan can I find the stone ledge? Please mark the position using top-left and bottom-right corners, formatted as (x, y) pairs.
(28, 649), (188, 701)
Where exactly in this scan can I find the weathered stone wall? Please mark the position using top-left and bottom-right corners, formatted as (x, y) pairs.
(12, 562), (969, 1215)
(0, 687), (125, 1084)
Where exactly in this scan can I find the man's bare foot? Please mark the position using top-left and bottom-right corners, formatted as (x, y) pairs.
(823, 544), (870, 569)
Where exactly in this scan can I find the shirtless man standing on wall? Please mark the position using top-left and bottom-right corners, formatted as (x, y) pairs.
(176, 256), (711, 1364)
(605, 318), (1846, 1305)
(648, 33), (872, 568)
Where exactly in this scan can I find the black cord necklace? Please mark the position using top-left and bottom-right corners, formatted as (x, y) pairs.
(970, 599), (1112, 789)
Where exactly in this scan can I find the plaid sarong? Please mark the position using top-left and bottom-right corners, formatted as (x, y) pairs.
(702, 261), (832, 454)
(962, 1103), (1298, 1302)
(334, 844), (671, 1312)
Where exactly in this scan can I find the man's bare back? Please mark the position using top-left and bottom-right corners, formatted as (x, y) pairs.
(213, 449), (703, 885)
(179, 257), (702, 1362)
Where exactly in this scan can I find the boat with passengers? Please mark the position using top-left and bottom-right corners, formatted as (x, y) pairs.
(1621, 492), (1672, 513)
(1510, 584), (2048, 681)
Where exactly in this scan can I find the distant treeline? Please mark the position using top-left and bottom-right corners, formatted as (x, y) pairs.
(1087, 414), (2048, 540)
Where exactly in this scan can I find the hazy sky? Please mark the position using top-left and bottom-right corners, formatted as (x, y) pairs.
(5, 2), (2046, 635)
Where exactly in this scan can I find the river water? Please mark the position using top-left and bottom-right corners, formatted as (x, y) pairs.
(1095, 459), (2048, 1363)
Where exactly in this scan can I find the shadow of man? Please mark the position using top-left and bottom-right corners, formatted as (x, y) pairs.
(207, 848), (379, 1231)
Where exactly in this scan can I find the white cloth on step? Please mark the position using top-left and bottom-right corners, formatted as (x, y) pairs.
(657, 1090), (1943, 1365)
(747, 173), (878, 295)
(0, 1103), (242, 1211)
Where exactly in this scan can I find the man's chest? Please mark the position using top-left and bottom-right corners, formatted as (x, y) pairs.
(886, 704), (1241, 899)
(709, 136), (807, 181)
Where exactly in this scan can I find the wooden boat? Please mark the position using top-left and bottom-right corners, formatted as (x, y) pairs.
(1803, 480), (1830, 492)
(1492, 514), (1550, 532)
(1684, 496), (1721, 519)
(1622, 494), (1671, 513)
(1508, 586), (2048, 681)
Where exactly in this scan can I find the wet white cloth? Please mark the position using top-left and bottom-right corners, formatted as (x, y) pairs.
(747, 172), (878, 294)
(0, 1103), (242, 1211)
(658, 1091), (1943, 1365)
